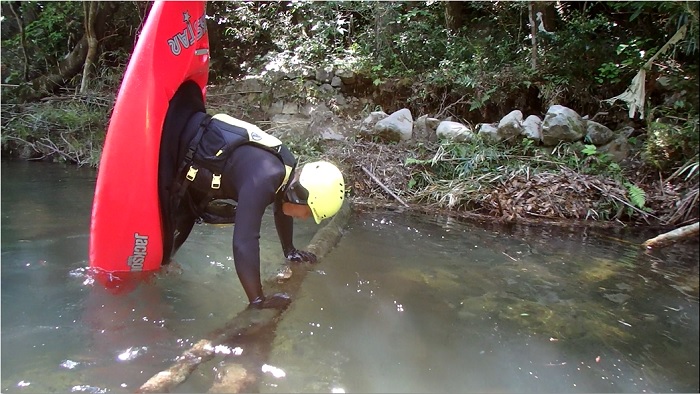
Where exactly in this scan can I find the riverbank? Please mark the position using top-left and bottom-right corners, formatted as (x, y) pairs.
(1, 85), (698, 233)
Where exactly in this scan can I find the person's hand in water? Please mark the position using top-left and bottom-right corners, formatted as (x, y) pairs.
(249, 293), (291, 310)
(285, 248), (317, 263)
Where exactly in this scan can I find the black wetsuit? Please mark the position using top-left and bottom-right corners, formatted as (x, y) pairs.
(159, 81), (296, 302)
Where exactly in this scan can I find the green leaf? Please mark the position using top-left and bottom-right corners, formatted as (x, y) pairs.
(581, 144), (598, 156)
(625, 183), (646, 209)
(407, 178), (417, 190)
(405, 157), (431, 165)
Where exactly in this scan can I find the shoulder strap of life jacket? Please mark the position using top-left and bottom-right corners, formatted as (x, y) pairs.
(275, 144), (297, 194)
(173, 113), (213, 204)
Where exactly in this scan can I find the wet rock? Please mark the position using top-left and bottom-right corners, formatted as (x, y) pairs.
(603, 293), (631, 304)
(277, 265), (293, 282)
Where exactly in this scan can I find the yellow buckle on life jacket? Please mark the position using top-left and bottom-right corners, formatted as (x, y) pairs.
(186, 166), (198, 181)
(211, 174), (221, 189)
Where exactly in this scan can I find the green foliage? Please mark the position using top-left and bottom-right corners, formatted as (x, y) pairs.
(1, 1), (144, 98)
(581, 144), (598, 156)
(519, 138), (536, 156)
(405, 137), (559, 207)
(596, 62), (622, 85)
(1, 99), (109, 166)
(625, 182), (647, 209)
(1, 2), (82, 84)
(578, 144), (622, 177)
(642, 112), (700, 173)
(595, 38), (655, 86)
(400, 135), (657, 220)
(282, 134), (324, 163)
(206, 1), (283, 78)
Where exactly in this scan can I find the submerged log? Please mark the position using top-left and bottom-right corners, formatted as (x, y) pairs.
(137, 200), (352, 393)
(643, 222), (699, 249)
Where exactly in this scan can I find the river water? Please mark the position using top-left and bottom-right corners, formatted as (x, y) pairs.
(1, 160), (698, 393)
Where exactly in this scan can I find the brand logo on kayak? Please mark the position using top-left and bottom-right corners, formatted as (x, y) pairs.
(127, 233), (148, 271)
(168, 11), (207, 56)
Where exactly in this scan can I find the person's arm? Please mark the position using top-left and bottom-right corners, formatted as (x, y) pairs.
(231, 162), (294, 309)
(231, 186), (268, 303)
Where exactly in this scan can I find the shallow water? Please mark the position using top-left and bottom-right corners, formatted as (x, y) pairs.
(1, 160), (698, 393)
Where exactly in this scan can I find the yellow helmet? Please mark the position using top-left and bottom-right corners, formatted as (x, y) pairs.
(296, 161), (345, 224)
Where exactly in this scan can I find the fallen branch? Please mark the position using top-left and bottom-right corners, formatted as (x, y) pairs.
(361, 165), (409, 207)
(436, 92), (469, 119)
(643, 222), (699, 249)
(137, 200), (352, 393)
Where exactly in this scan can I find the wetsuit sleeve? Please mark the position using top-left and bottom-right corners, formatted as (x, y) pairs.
(230, 155), (285, 303)
(232, 184), (272, 302)
(273, 197), (295, 256)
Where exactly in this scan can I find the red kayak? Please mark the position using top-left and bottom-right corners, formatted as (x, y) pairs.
(89, 1), (209, 280)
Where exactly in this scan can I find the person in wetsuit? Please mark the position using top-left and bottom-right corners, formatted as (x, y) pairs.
(158, 81), (345, 309)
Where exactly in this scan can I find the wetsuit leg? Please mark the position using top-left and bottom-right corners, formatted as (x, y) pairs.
(200, 199), (237, 224)
(172, 203), (198, 254)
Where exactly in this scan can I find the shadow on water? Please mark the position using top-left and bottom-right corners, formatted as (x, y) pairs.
(1, 161), (698, 393)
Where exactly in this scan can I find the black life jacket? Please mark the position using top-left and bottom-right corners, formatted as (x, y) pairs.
(173, 112), (297, 223)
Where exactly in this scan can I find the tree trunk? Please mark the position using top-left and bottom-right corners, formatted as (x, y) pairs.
(22, 36), (89, 100)
(528, 2), (538, 70)
(7, 3), (29, 81)
(80, 1), (100, 94)
(444, 1), (464, 33)
(18, 1), (118, 102)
